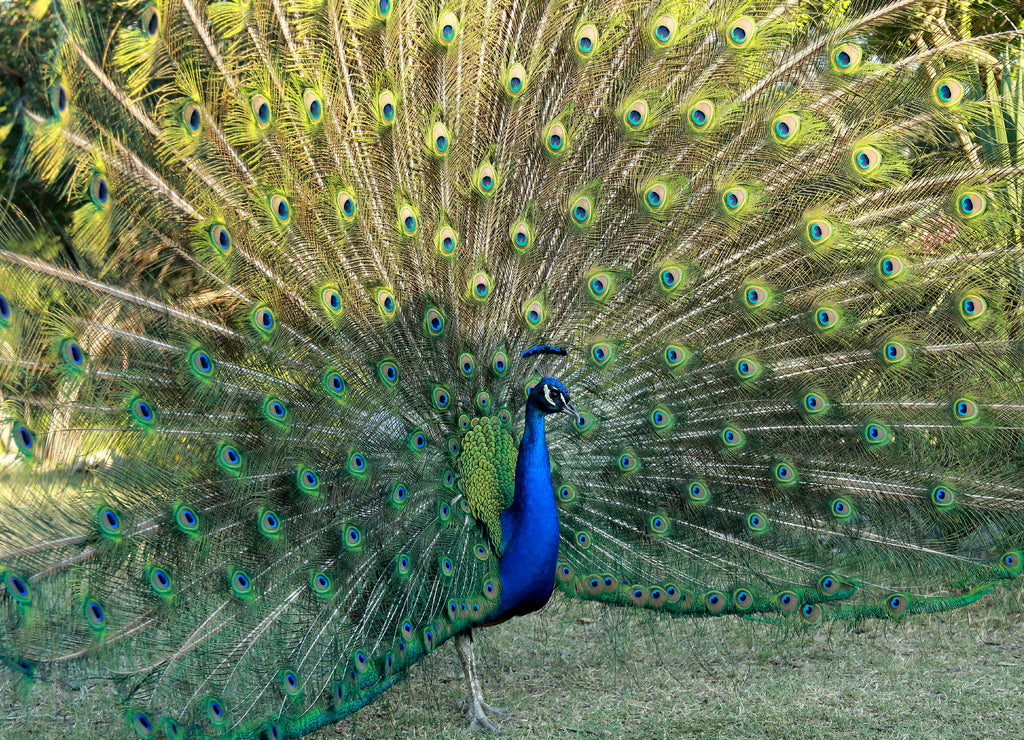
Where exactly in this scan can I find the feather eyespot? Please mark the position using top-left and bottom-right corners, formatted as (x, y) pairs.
(929, 484), (954, 508)
(648, 515), (669, 536)
(952, 397), (979, 422)
(741, 283), (768, 309)
(206, 698), (226, 725)
(523, 297), (546, 327)
(218, 444), (243, 472)
(182, 102), (201, 132)
(174, 505), (200, 533)
(663, 344), (688, 369)
(569, 195), (593, 226)
(429, 121), (452, 155)
(85, 599), (106, 629)
(863, 422), (891, 446)
(746, 512), (769, 533)
(98, 506), (122, 536)
(89, 174), (109, 206)
(814, 306), (839, 331)
(1000, 551), (1022, 574)
(303, 90), (322, 120)
(251, 95), (271, 127)
(852, 145), (882, 174)
(734, 356), (762, 381)
(933, 78), (965, 107)
(378, 91), (397, 124)
(50, 82), (68, 116)
(720, 426), (745, 449)
(208, 224), (232, 251)
(721, 187), (748, 212)
(800, 603), (822, 623)
(61, 338), (85, 368)
(774, 462), (798, 487)
(344, 526), (363, 550)
(884, 593), (909, 617)
(323, 371), (346, 400)
(733, 589), (754, 610)
(132, 712), (154, 738)
(251, 306), (276, 335)
(145, 566), (173, 596)
(437, 12), (459, 45)
(726, 17), (755, 48)
(230, 570), (251, 596)
(575, 24), (598, 57)
(831, 43), (862, 72)
(687, 481), (709, 503)
(616, 451), (637, 472)
(475, 163), (498, 196)
(830, 498), (854, 520)
(544, 120), (568, 155)
(505, 64), (527, 97)
(491, 349), (509, 375)
(818, 574), (840, 595)
(430, 385), (452, 409)
(959, 294), (987, 321)
(281, 669), (301, 697)
(336, 189), (357, 221)
(259, 510), (281, 536)
(806, 219), (834, 245)
(586, 272), (614, 301)
(142, 7), (159, 35)
(510, 219), (533, 251)
(435, 225), (458, 256)
(649, 406), (672, 431)
(347, 450), (368, 477)
(704, 591), (726, 613)
(13, 424), (35, 456)
(877, 255), (905, 280)
(397, 204), (417, 234)
(688, 100), (714, 130)
(423, 307), (445, 338)
(956, 192), (986, 219)
(269, 195), (290, 222)
(297, 468), (320, 494)
(651, 15), (677, 46)
(408, 429), (426, 452)
(770, 114), (802, 147)
(776, 591), (799, 613)
(5, 574), (30, 604)
(623, 100), (648, 131)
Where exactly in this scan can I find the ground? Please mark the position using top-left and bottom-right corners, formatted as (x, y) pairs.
(1, 587), (1021, 739)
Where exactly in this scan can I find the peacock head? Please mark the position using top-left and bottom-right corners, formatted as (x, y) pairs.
(528, 377), (577, 418)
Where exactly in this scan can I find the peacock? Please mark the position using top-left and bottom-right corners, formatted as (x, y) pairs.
(1, 0), (1023, 736)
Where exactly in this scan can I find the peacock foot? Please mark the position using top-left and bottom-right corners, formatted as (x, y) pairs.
(457, 694), (509, 718)
(455, 629), (512, 732)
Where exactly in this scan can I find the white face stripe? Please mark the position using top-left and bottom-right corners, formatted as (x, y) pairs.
(542, 384), (556, 407)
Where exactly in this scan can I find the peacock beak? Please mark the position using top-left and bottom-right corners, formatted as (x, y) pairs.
(562, 401), (578, 419)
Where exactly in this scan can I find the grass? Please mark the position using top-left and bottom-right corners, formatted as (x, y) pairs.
(2, 585), (1022, 740)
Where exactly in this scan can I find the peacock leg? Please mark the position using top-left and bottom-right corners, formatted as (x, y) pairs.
(455, 628), (504, 732)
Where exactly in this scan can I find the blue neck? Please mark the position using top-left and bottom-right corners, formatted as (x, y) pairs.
(492, 404), (560, 621)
